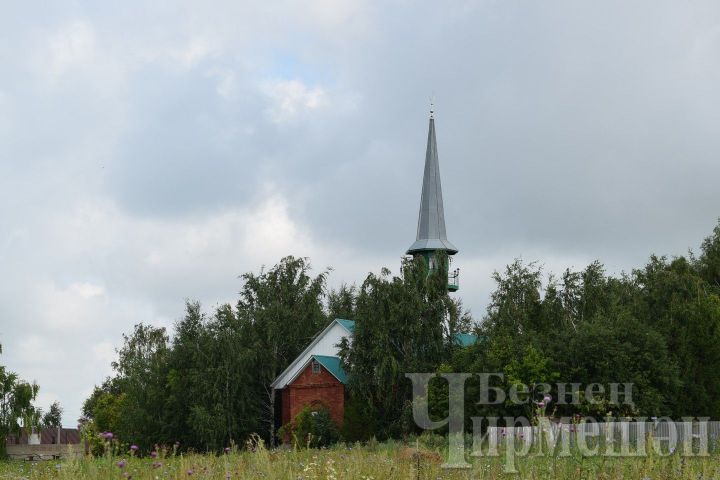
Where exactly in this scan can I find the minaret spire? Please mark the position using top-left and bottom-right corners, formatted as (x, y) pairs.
(406, 112), (458, 256)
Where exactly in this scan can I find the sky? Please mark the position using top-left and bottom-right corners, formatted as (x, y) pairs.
(1, 0), (720, 427)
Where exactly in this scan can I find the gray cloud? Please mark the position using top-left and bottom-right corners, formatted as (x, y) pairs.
(1, 0), (719, 426)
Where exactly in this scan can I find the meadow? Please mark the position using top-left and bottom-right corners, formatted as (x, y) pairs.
(1, 441), (720, 480)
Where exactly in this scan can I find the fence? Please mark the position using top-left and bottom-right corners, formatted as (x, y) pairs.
(6, 443), (85, 460)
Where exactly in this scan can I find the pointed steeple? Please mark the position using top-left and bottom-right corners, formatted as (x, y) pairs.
(407, 114), (458, 255)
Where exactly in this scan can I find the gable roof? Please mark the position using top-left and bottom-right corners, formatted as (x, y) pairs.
(335, 318), (355, 333)
(270, 318), (352, 389)
(311, 355), (348, 384)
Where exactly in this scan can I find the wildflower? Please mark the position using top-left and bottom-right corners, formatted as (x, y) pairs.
(537, 401), (545, 408)
(224, 447), (231, 454)
(117, 459), (127, 469)
(102, 432), (114, 440)
(187, 469), (194, 475)
(130, 445), (139, 452)
(543, 394), (552, 403)
(150, 451), (158, 458)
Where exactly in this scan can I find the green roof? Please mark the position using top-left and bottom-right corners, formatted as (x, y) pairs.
(312, 355), (348, 384)
(453, 333), (478, 347)
(335, 319), (355, 333)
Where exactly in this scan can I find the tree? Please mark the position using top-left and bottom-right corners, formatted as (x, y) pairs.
(110, 324), (170, 449)
(1, 345), (39, 458)
(339, 255), (468, 439)
(698, 220), (720, 289)
(236, 256), (329, 445)
(42, 401), (63, 428)
(327, 284), (356, 321)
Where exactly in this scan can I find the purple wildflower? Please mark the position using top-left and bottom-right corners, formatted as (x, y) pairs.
(150, 451), (158, 458)
(102, 431), (114, 440)
(117, 459), (127, 469)
(543, 394), (552, 403)
(537, 401), (545, 408)
(187, 469), (194, 476)
(224, 447), (231, 454)
(130, 445), (139, 452)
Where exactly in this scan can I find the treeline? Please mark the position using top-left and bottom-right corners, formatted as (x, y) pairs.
(0, 347), (63, 458)
(446, 222), (720, 424)
(81, 222), (720, 451)
(80, 256), (469, 451)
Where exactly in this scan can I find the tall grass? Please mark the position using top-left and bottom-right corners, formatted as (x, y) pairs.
(1, 439), (719, 479)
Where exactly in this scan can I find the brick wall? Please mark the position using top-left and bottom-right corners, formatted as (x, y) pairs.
(282, 360), (345, 427)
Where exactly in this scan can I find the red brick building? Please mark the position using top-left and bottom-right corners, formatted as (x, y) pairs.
(272, 319), (354, 431)
(280, 355), (346, 426)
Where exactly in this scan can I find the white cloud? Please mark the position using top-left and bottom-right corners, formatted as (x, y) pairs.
(92, 342), (117, 370)
(261, 79), (329, 124)
(70, 282), (106, 299)
(44, 21), (96, 77)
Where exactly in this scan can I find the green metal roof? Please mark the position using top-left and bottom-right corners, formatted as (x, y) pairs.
(453, 333), (478, 347)
(335, 319), (476, 348)
(312, 355), (348, 384)
(335, 318), (355, 333)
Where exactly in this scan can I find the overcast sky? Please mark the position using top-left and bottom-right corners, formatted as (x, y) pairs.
(1, 0), (719, 427)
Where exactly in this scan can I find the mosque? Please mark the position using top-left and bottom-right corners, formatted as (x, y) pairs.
(270, 112), (471, 431)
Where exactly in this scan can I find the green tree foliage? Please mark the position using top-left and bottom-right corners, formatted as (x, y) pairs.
(235, 256), (329, 445)
(42, 401), (63, 428)
(82, 256), (329, 451)
(79, 221), (720, 449)
(339, 254), (471, 439)
(0, 345), (39, 458)
(278, 406), (339, 448)
(445, 221), (720, 423)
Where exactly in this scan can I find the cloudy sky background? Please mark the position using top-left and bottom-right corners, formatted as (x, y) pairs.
(1, 0), (720, 426)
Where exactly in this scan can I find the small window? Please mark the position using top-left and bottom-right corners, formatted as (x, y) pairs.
(312, 360), (321, 374)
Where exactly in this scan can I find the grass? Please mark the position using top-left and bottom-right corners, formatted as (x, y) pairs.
(1, 441), (720, 479)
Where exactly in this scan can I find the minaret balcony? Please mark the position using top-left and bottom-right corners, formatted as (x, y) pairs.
(448, 268), (460, 292)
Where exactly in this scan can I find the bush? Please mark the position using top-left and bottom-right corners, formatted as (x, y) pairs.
(277, 406), (340, 448)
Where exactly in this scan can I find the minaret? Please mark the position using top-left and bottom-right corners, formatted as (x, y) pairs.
(406, 110), (460, 291)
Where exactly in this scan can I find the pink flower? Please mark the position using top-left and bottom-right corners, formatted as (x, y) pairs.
(117, 459), (127, 469)
(130, 445), (139, 451)
(224, 447), (230, 454)
(150, 451), (158, 458)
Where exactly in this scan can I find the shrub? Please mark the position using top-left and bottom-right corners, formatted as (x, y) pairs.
(277, 406), (340, 448)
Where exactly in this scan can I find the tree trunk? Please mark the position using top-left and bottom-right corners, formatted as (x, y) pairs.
(268, 388), (276, 447)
